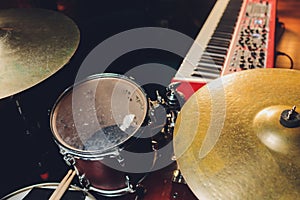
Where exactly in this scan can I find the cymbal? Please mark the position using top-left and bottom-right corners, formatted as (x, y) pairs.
(0, 8), (80, 99)
(173, 68), (300, 199)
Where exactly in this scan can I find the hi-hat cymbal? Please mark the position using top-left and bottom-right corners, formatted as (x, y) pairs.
(174, 68), (300, 199)
(0, 8), (80, 99)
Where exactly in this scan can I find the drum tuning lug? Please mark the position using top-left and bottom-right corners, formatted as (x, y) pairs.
(63, 154), (76, 166)
(125, 175), (135, 193)
(73, 165), (90, 189)
(78, 172), (91, 189)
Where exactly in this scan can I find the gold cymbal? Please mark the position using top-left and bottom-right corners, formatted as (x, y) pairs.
(0, 8), (80, 99)
(174, 68), (300, 199)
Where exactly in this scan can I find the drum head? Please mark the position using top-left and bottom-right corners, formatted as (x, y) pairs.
(50, 74), (148, 154)
(1, 182), (96, 200)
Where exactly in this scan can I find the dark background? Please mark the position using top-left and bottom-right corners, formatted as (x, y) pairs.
(0, 0), (216, 198)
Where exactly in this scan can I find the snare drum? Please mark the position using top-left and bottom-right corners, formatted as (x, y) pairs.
(50, 73), (157, 197)
(0, 182), (96, 200)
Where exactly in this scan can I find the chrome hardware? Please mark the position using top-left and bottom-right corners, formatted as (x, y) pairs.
(78, 171), (90, 189)
(89, 175), (135, 197)
(63, 154), (76, 166)
(166, 82), (185, 110)
(172, 169), (186, 184)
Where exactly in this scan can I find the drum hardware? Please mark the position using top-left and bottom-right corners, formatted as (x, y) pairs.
(63, 154), (76, 166)
(172, 169), (186, 184)
(61, 138), (138, 197)
(152, 82), (185, 143)
(147, 98), (166, 132)
(174, 68), (300, 199)
(61, 147), (134, 195)
(165, 82), (185, 111)
(280, 105), (300, 128)
(59, 142), (121, 161)
(77, 173), (90, 192)
(88, 175), (136, 197)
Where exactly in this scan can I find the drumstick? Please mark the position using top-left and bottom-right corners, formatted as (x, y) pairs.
(49, 169), (72, 200)
(49, 169), (75, 200)
(53, 170), (76, 200)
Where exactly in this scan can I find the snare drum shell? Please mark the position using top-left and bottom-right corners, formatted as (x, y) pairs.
(50, 73), (156, 195)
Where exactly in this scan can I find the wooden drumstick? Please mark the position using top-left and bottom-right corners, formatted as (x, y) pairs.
(49, 169), (75, 200)
(53, 170), (76, 200)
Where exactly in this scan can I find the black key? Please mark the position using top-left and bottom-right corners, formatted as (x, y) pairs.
(195, 64), (222, 72)
(199, 57), (224, 66)
(191, 72), (220, 79)
(208, 38), (230, 48)
(206, 47), (228, 55)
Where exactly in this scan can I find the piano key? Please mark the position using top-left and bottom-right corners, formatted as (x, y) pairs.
(199, 57), (224, 66)
(208, 39), (231, 48)
(193, 68), (221, 77)
(206, 44), (228, 50)
(205, 47), (228, 55)
(212, 32), (232, 39)
(191, 71), (220, 79)
(201, 52), (225, 61)
(195, 63), (222, 72)
(201, 57), (225, 66)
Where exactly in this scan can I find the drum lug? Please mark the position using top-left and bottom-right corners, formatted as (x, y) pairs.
(78, 172), (91, 189)
(125, 175), (134, 191)
(63, 154), (76, 166)
(62, 155), (91, 189)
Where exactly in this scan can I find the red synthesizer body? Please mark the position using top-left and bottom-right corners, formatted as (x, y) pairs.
(172, 0), (277, 99)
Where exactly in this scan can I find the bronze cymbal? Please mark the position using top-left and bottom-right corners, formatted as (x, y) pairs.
(173, 68), (300, 199)
(0, 8), (80, 99)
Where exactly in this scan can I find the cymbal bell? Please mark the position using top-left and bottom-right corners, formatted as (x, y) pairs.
(174, 68), (300, 199)
(0, 8), (80, 99)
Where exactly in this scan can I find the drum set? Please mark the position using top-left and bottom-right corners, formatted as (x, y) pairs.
(1, 7), (300, 200)
(0, 7), (190, 200)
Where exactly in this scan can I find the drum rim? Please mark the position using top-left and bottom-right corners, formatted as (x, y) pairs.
(0, 182), (96, 200)
(49, 73), (149, 156)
